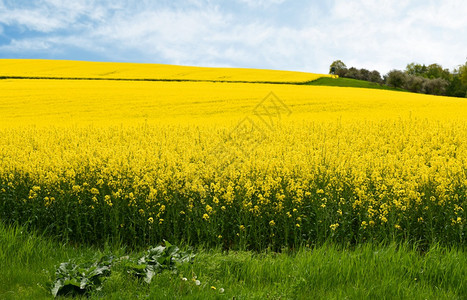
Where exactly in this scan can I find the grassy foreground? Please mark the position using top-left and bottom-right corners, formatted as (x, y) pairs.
(1, 223), (466, 299)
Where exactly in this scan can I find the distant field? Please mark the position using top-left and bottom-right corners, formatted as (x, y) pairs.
(0, 59), (327, 83)
(0, 60), (466, 250)
(1, 79), (465, 127)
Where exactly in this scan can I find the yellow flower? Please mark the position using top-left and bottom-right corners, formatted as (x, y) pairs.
(330, 223), (339, 231)
(90, 188), (99, 195)
(202, 213), (209, 220)
(148, 217), (154, 224)
(361, 221), (368, 228)
(239, 225), (245, 231)
(269, 220), (276, 226)
(395, 224), (401, 230)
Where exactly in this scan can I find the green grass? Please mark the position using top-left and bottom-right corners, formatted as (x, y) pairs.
(307, 77), (405, 91)
(1, 222), (466, 299)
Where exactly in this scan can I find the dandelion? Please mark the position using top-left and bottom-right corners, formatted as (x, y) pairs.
(202, 213), (209, 220)
(211, 286), (216, 290)
(330, 223), (339, 231)
(219, 288), (225, 293)
(195, 280), (201, 286)
(148, 217), (154, 224)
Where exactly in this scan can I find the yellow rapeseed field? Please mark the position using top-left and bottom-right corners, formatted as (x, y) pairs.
(0, 59), (326, 83)
(0, 60), (465, 249)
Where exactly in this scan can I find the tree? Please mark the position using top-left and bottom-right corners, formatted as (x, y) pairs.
(345, 67), (360, 79)
(405, 63), (427, 77)
(329, 60), (347, 74)
(425, 64), (451, 81)
(358, 68), (371, 81)
(458, 62), (467, 86)
(445, 76), (467, 98)
(369, 70), (383, 84)
(386, 70), (408, 89)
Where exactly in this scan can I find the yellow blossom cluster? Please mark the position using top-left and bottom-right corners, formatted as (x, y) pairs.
(0, 60), (465, 249)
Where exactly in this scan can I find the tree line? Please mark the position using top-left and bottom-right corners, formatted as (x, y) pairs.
(329, 60), (467, 98)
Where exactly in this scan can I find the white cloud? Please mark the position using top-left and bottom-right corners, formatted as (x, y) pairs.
(0, 38), (52, 52)
(237, 0), (286, 8)
(322, 0), (467, 73)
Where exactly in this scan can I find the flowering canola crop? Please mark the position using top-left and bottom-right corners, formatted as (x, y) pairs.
(0, 61), (465, 249)
(0, 59), (327, 83)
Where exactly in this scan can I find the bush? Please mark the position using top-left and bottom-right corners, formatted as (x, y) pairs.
(404, 76), (427, 93)
(422, 78), (449, 95)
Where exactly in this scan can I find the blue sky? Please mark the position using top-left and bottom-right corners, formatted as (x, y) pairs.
(0, 0), (466, 74)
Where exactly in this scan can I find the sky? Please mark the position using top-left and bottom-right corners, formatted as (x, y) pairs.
(0, 0), (466, 74)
